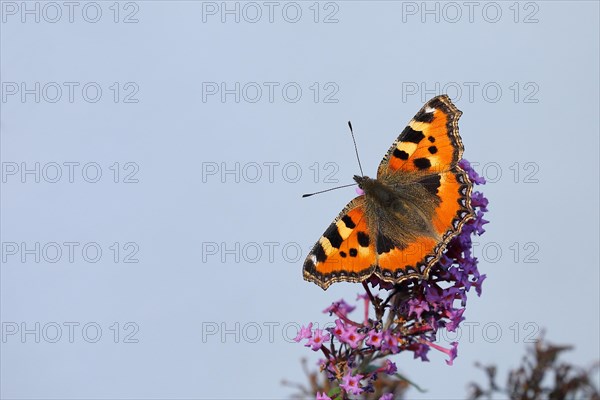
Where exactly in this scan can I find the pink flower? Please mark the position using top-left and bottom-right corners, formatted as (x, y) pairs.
(383, 360), (397, 375)
(323, 299), (356, 317)
(331, 319), (346, 339)
(340, 325), (365, 349)
(421, 339), (458, 366)
(293, 323), (313, 343)
(340, 371), (364, 395)
(316, 392), (331, 400)
(366, 329), (383, 348)
(381, 330), (400, 354)
(408, 298), (430, 319)
(306, 328), (330, 351)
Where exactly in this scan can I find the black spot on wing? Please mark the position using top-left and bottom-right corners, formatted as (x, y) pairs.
(323, 224), (343, 248)
(393, 149), (409, 160)
(414, 158), (431, 170)
(400, 126), (425, 144)
(349, 248), (358, 257)
(341, 215), (356, 229)
(376, 235), (395, 254)
(340, 251), (347, 258)
(414, 109), (435, 123)
(357, 231), (370, 247)
(419, 174), (442, 197)
(428, 136), (435, 143)
(428, 146), (438, 154)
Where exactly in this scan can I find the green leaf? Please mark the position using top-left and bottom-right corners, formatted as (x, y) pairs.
(363, 364), (380, 374)
(395, 373), (427, 392)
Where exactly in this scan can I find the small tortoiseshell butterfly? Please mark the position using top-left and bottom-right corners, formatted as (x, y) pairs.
(304, 95), (474, 290)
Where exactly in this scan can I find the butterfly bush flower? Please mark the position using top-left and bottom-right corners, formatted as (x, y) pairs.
(295, 160), (489, 399)
(341, 372), (364, 395)
(366, 329), (383, 348)
(340, 324), (365, 349)
(307, 329), (331, 351)
(294, 323), (313, 343)
(381, 360), (397, 375)
(324, 299), (357, 318)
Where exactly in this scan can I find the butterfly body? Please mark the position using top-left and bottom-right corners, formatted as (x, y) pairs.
(354, 174), (440, 246)
(304, 95), (474, 290)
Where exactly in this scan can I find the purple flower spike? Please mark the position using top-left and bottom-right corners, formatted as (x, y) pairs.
(295, 158), (489, 392)
(459, 159), (486, 184)
(471, 191), (489, 211)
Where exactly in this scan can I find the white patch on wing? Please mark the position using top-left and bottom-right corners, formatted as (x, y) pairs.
(397, 141), (417, 155)
(336, 220), (353, 239)
(358, 247), (370, 257)
(319, 237), (334, 255)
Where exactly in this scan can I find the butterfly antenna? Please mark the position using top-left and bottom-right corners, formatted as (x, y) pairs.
(348, 121), (364, 176)
(302, 183), (357, 198)
(302, 121), (364, 198)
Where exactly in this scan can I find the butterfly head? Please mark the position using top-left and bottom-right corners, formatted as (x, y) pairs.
(353, 175), (374, 191)
(353, 175), (395, 206)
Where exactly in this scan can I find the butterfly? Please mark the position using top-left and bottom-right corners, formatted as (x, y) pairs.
(303, 95), (474, 290)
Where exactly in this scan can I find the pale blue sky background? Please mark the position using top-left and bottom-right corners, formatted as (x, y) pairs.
(1, 1), (599, 399)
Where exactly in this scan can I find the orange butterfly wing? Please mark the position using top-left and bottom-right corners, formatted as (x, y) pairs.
(377, 95), (462, 177)
(374, 95), (473, 282)
(303, 197), (377, 290)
